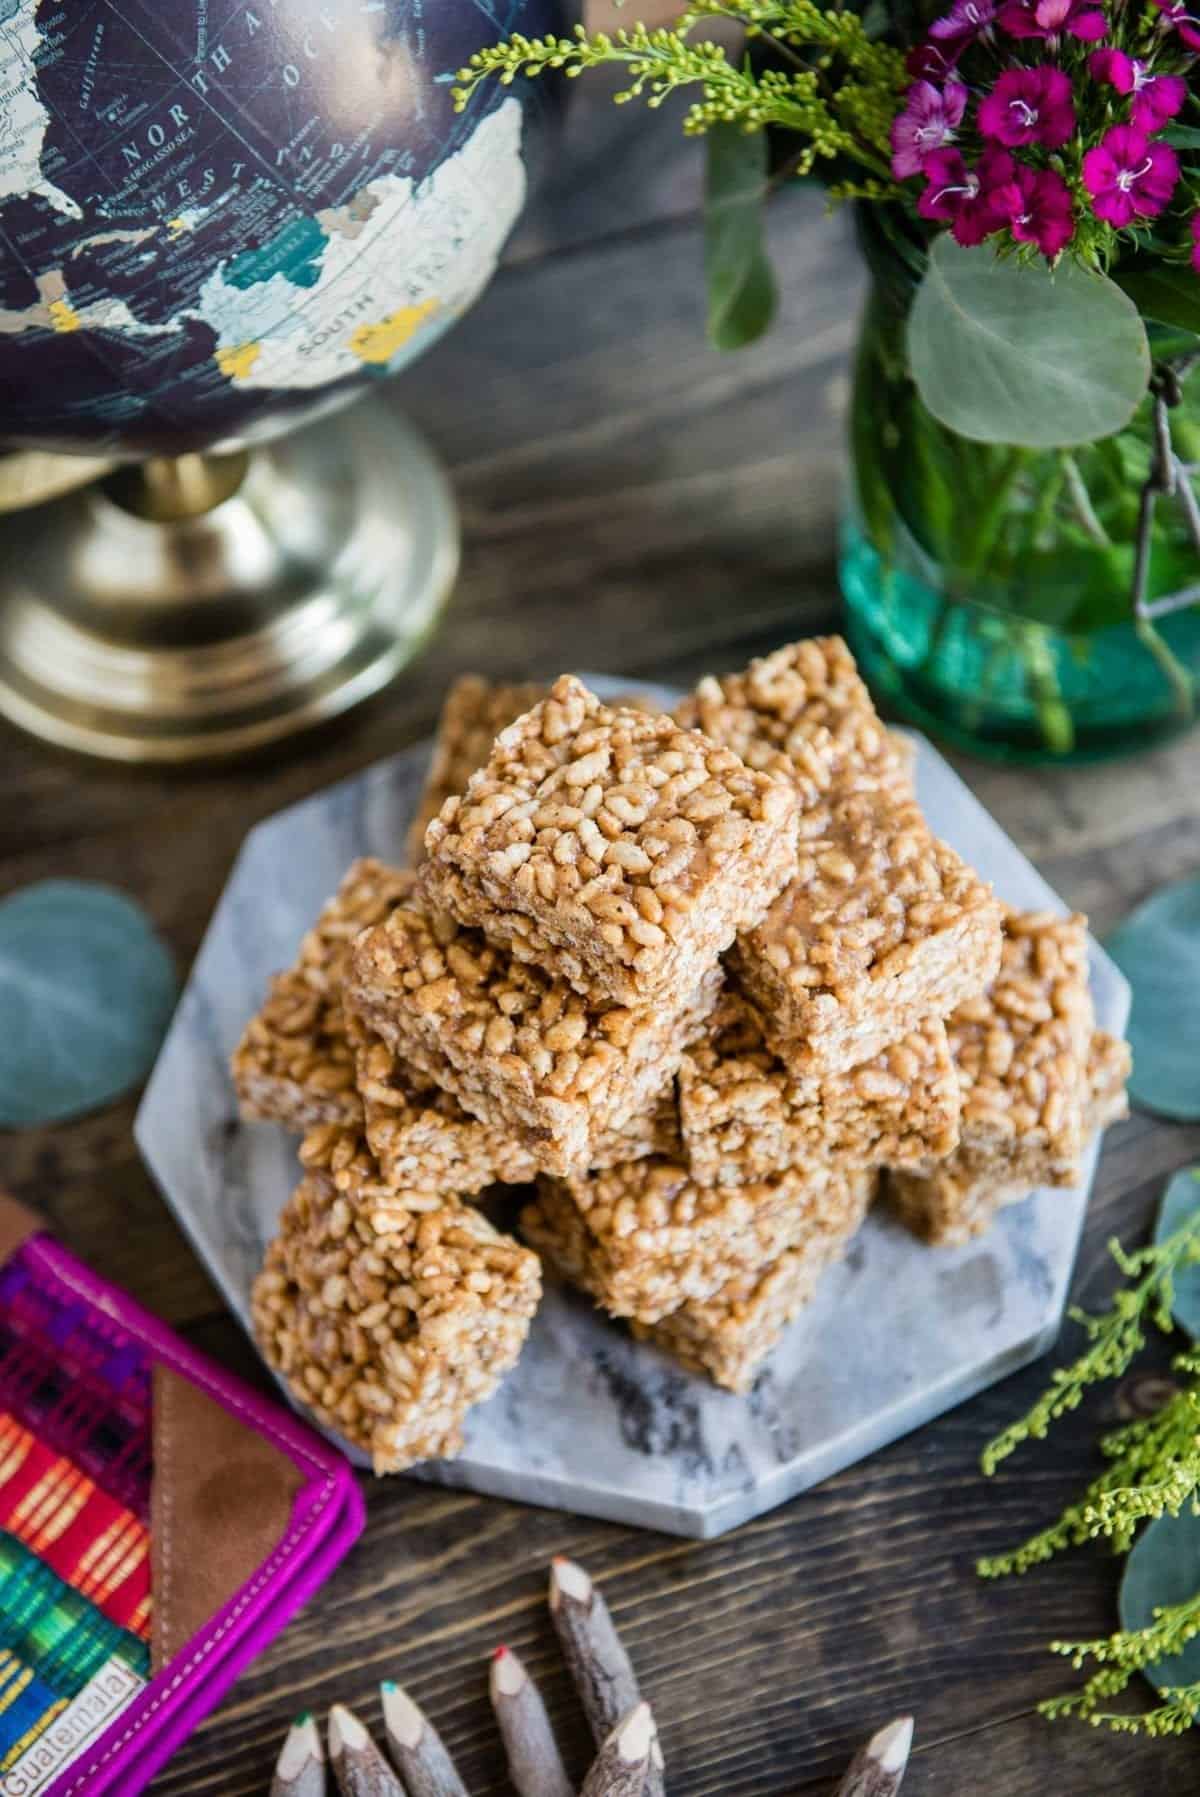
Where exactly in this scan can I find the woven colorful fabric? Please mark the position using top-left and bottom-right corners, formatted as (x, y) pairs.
(0, 1644), (69, 1770)
(0, 1415), (150, 1640)
(0, 1246), (158, 1785)
(0, 1256), (152, 1520)
(0, 1529), (149, 1700)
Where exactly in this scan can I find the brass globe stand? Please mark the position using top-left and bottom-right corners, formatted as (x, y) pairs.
(0, 395), (459, 763)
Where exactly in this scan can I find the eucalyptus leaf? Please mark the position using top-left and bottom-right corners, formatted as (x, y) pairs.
(1120, 1507), (1200, 1698)
(1115, 269), (1200, 343)
(0, 881), (177, 1127)
(704, 123), (778, 351)
(1154, 1166), (1200, 1338)
(1106, 874), (1200, 1121)
(908, 238), (1151, 448)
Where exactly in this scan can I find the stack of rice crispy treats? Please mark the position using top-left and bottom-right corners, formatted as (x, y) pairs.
(236, 643), (1130, 1472)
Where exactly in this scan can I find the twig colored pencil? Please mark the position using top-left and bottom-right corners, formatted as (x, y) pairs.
(271, 1713), (326, 1797)
(489, 1645), (574, 1797)
(381, 1680), (469, 1797)
(328, 1705), (405, 1797)
(835, 1715), (914, 1797)
(579, 1702), (662, 1797)
(548, 1557), (664, 1797)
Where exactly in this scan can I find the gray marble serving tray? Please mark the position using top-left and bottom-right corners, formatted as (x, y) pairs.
(135, 677), (1129, 1538)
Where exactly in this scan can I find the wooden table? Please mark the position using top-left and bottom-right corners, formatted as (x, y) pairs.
(3, 80), (1199, 1797)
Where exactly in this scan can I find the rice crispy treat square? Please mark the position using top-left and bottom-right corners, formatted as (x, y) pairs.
(352, 1012), (680, 1195)
(880, 984), (1128, 1250)
(679, 638), (997, 1075)
(929, 907), (1095, 1178)
(407, 678), (664, 869)
(346, 887), (719, 1177)
(407, 676), (548, 865)
(632, 1169), (877, 1390)
(231, 859), (413, 1130)
(730, 783), (1003, 1078)
(887, 728), (917, 783)
(593, 1086), (684, 1165)
(1086, 1028), (1133, 1134)
(351, 1013), (540, 1196)
(675, 637), (911, 796)
(421, 673), (800, 1006)
(251, 1179), (541, 1473)
(888, 1025), (1127, 1248)
(678, 993), (959, 1186)
(298, 1116), (467, 1228)
(519, 1153), (867, 1324)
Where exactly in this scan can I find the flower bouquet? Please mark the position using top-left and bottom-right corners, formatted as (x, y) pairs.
(456, 0), (1200, 759)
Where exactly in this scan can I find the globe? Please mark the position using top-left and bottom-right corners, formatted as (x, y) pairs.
(0, 0), (562, 761)
(0, 0), (560, 458)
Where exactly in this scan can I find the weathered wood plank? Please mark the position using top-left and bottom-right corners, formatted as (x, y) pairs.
(508, 75), (705, 268)
(508, 3), (726, 266)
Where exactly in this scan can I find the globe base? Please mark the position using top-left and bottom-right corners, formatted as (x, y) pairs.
(0, 396), (459, 763)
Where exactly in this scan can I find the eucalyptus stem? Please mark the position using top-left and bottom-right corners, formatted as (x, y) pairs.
(912, 589), (955, 689)
(1135, 613), (1196, 721)
(956, 448), (1030, 584)
(1061, 451), (1113, 548)
(1024, 458), (1066, 557)
(903, 446), (1031, 739)
(1020, 622), (1074, 756)
(962, 628), (1012, 735)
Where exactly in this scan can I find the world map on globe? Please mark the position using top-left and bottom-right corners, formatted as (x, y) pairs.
(0, 0), (556, 455)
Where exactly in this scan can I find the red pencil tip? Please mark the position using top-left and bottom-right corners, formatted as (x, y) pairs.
(492, 1644), (509, 1660)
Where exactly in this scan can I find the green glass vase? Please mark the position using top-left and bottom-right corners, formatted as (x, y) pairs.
(840, 214), (1200, 763)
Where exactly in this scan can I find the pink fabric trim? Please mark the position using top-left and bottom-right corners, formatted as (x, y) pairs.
(16, 1234), (364, 1797)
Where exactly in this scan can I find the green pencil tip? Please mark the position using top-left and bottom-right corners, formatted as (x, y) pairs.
(295, 1710), (312, 1725)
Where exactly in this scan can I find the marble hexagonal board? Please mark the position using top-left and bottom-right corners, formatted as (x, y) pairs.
(135, 676), (1130, 1538)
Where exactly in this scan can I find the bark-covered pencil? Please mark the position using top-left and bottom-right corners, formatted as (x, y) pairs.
(489, 1644), (573, 1797)
(579, 1702), (661, 1797)
(381, 1680), (468, 1797)
(271, 1712), (326, 1797)
(328, 1704), (405, 1797)
(548, 1557), (664, 1797)
(835, 1715), (914, 1797)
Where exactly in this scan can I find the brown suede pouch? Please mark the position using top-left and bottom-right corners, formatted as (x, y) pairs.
(150, 1363), (305, 1668)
